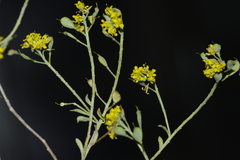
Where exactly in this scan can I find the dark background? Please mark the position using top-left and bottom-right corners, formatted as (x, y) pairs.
(1, 0), (240, 159)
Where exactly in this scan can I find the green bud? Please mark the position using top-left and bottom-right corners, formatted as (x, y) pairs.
(97, 54), (108, 67)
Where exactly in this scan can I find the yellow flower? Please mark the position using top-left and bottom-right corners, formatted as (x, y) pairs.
(75, 1), (85, 10)
(131, 64), (156, 84)
(72, 14), (83, 23)
(205, 43), (221, 56)
(0, 37), (5, 59)
(21, 32), (51, 51)
(74, 1), (90, 13)
(105, 105), (121, 139)
(203, 59), (226, 78)
(101, 6), (124, 36)
(0, 47), (5, 54)
(0, 53), (4, 59)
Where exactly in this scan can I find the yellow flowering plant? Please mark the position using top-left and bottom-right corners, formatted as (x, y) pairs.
(1, 0), (240, 160)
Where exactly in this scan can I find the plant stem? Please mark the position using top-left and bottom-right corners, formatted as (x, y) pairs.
(137, 144), (149, 160)
(40, 54), (88, 110)
(0, 84), (57, 160)
(1, 0), (29, 46)
(150, 82), (218, 160)
(82, 16), (97, 158)
(102, 32), (124, 116)
(154, 83), (171, 136)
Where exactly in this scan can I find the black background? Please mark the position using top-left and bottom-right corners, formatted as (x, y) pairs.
(1, 0), (240, 159)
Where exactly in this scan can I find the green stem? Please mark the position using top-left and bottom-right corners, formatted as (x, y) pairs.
(40, 54), (88, 110)
(150, 82), (218, 160)
(82, 16), (97, 158)
(1, 0), (29, 47)
(154, 83), (171, 136)
(137, 144), (149, 160)
(102, 32), (124, 116)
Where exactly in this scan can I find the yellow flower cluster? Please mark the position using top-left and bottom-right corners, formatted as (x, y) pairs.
(203, 59), (226, 78)
(105, 105), (121, 139)
(101, 6), (124, 36)
(131, 64), (156, 84)
(0, 36), (5, 59)
(21, 33), (51, 51)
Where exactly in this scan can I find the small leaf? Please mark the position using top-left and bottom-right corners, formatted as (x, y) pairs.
(92, 6), (99, 18)
(85, 94), (92, 106)
(112, 90), (121, 104)
(133, 127), (143, 144)
(75, 138), (84, 154)
(97, 108), (105, 121)
(222, 59), (240, 81)
(7, 49), (19, 56)
(136, 106), (142, 129)
(76, 116), (89, 123)
(63, 31), (78, 41)
(120, 106), (125, 119)
(102, 29), (112, 38)
(158, 136), (164, 149)
(70, 109), (88, 115)
(88, 128), (99, 146)
(114, 126), (126, 137)
(48, 37), (54, 50)
(200, 52), (208, 60)
(60, 17), (75, 29)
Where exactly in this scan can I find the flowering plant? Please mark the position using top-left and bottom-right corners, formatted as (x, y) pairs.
(0, 0), (240, 160)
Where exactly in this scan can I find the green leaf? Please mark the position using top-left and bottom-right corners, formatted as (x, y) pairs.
(70, 109), (88, 115)
(85, 94), (92, 106)
(133, 127), (143, 144)
(88, 6), (99, 24)
(158, 136), (164, 149)
(136, 106), (142, 129)
(114, 126), (126, 137)
(76, 116), (89, 123)
(60, 17), (75, 29)
(47, 37), (54, 50)
(75, 138), (84, 155)
(88, 128), (99, 146)
(222, 59), (240, 81)
(97, 108), (105, 121)
(120, 106), (125, 119)
(200, 52), (208, 60)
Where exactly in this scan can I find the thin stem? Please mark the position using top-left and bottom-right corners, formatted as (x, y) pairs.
(106, 66), (116, 78)
(2, 0), (29, 45)
(0, 84), (57, 160)
(82, 15), (97, 158)
(154, 83), (171, 136)
(137, 144), (149, 160)
(150, 82), (218, 160)
(102, 31), (124, 116)
(40, 54), (89, 111)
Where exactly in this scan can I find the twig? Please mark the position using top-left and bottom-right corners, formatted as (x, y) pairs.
(0, 84), (58, 160)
